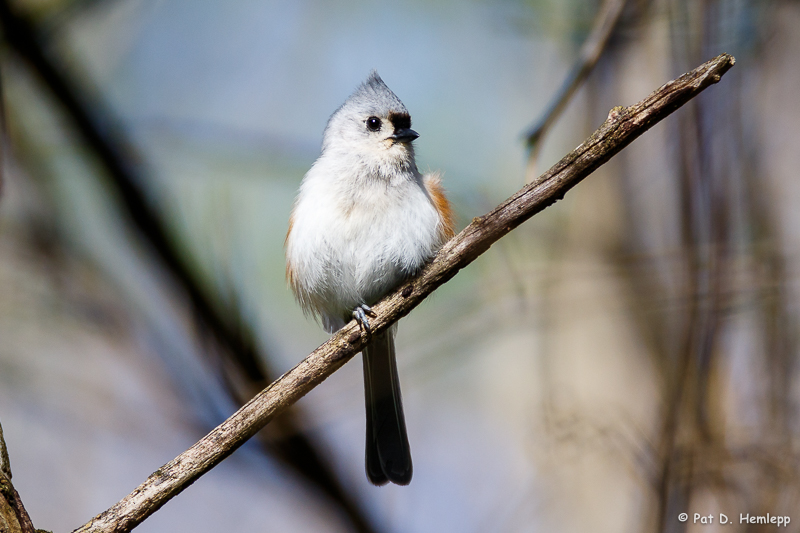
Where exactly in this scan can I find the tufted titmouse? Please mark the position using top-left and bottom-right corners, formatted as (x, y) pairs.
(285, 72), (454, 485)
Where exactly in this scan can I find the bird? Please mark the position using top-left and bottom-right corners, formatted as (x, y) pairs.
(285, 71), (454, 486)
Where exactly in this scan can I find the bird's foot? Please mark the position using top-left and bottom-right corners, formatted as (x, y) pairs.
(352, 304), (377, 334)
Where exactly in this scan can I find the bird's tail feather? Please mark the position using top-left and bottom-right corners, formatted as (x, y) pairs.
(362, 328), (412, 485)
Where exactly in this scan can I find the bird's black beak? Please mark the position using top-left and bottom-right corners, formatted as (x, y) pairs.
(389, 128), (419, 143)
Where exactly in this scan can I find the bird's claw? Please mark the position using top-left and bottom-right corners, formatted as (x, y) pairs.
(353, 304), (376, 334)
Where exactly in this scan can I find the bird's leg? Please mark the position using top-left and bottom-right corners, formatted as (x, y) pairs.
(352, 304), (377, 334)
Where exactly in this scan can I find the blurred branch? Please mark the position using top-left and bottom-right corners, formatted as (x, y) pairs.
(0, 0), (259, 399)
(73, 53), (736, 533)
(0, 3), (375, 532)
(0, 42), (5, 199)
(0, 39), (33, 533)
(523, 0), (630, 179)
(38, 0), (123, 36)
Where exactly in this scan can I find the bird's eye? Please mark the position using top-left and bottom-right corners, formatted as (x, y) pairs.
(366, 116), (382, 131)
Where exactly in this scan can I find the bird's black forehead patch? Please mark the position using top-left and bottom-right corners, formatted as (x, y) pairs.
(389, 112), (411, 130)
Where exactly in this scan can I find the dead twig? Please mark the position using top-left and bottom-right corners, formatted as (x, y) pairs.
(73, 53), (735, 533)
(0, 422), (38, 533)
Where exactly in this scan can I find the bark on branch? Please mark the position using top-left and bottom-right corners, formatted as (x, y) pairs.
(73, 53), (735, 533)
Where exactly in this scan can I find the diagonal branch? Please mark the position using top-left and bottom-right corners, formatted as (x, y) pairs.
(73, 53), (735, 533)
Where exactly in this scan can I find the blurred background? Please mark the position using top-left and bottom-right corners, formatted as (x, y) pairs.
(0, 0), (798, 531)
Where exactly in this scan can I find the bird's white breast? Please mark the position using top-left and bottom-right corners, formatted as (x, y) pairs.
(286, 156), (442, 332)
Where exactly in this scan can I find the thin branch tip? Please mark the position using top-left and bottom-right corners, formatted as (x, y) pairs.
(709, 53), (735, 74)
